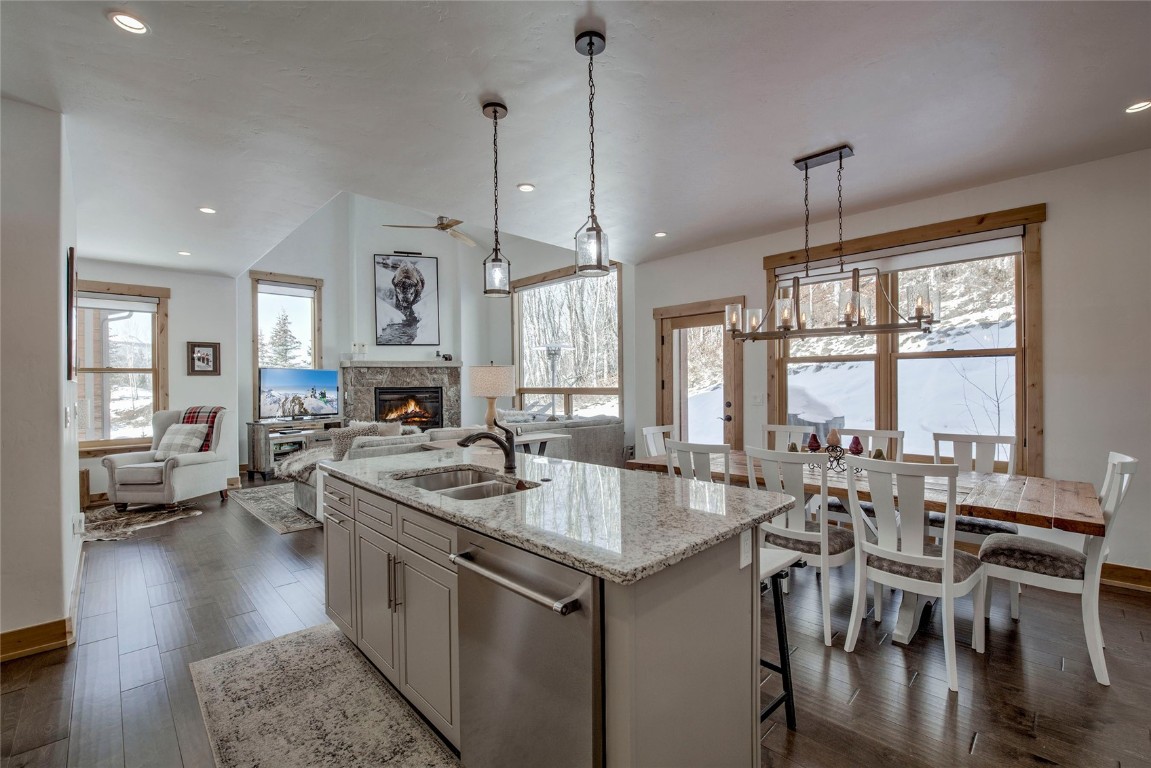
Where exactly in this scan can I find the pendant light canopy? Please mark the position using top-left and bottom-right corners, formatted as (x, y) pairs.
(574, 30), (610, 277)
(482, 101), (511, 296)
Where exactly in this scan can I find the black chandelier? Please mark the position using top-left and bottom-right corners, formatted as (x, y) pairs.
(482, 101), (511, 296)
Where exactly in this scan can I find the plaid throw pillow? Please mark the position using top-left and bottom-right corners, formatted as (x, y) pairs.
(182, 406), (224, 451)
(155, 423), (210, 460)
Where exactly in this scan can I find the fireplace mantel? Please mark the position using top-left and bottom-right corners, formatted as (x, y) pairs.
(339, 360), (463, 368)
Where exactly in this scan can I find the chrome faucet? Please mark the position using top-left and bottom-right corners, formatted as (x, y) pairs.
(458, 420), (517, 473)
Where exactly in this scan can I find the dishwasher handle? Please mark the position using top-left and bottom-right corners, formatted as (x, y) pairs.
(450, 551), (582, 616)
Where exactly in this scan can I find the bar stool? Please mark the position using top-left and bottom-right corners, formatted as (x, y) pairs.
(759, 547), (804, 730)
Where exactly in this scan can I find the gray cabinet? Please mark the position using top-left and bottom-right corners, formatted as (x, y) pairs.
(323, 505), (356, 638)
(355, 516), (399, 683)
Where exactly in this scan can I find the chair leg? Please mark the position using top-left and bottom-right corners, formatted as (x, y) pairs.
(219, 489), (229, 501)
(771, 571), (797, 730)
(1010, 582), (1020, 620)
(983, 577), (993, 619)
(971, 576), (986, 653)
(820, 564), (833, 647)
(781, 572), (790, 594)
(1082, 588), (1109, 685)
(844, 561), (867, 653)
(872, 580), (883, 623)
(942, 591), (958, 692)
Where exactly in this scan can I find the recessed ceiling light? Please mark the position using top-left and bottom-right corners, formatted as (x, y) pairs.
(177, 251), (191, 256)
(198, 207), (217, 214)
(517, 183), (536, 192)
(653, 232), (668, 238)
(1126, 101), (1151, 114)
(107, 11), (148, 34)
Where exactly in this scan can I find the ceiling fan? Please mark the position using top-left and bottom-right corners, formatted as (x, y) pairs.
(382, 215), (477, 247)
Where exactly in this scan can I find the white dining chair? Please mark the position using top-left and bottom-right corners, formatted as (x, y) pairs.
(978, 452), (1138, 685)
(664, 440), (730, 485)
(641, 424), (674, 458)
(763, 423), (810, 453)
(824, 427), (905, 526)
(843, 456), (986, 692)
(749, 448), (854, 646)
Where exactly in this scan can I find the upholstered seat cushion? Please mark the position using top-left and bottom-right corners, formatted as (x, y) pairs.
(824, 497), (875, 516)
(763, 521), (855, 556)
(979, 533), (1087, 580)
(117, 462), (165, 485)
(927, 511), (1018, 536)
(867, 545), (981, 583)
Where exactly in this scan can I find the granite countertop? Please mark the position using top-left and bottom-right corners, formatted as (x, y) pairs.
(321, 449), (794, 585)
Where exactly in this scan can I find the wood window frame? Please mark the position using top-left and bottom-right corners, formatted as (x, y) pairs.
(510, 261), (624, 419)
(75, 279), (170, 457)
(764, 204), (1045, 475)
(249, 270), (324, 419)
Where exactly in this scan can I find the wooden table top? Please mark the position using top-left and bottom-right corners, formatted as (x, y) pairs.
(625, 451), (1105, 537)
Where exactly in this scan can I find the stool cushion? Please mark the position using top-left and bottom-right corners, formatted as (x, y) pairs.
(928, 511), (1018, 536)
(763, 521), (855, 556)
(978, 533), (1086, 580)
(117, 462), (165, 485)
(867, 545), (981, 583)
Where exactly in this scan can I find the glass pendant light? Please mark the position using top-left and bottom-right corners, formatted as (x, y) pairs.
(482, 102), (511, 296)
(574, 30), (610, 277)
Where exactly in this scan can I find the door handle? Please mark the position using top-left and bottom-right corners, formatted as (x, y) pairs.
(450, 551), (582, 616)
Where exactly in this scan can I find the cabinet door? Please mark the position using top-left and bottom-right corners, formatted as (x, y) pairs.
(398, 546), (459, 747)
(356, 521), (399, 683)
(324, 507), (356, 638)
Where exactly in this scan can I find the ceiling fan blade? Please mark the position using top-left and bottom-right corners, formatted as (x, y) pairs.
(439, 218), (464, 230)
(448, 229), (478, 247)
(383, 224), (437, 229)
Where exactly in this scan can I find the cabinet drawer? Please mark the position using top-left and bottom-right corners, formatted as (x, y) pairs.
(398, 505), (457, 572)
(356, 491), (398, 538)
(323, 475), (354, 515)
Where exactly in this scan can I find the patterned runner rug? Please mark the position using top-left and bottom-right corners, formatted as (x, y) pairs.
(231, 483), (320, 534)
(191, 624), (458, 767)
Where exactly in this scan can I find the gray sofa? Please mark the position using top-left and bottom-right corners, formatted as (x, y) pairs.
(290, 416), (625, 515)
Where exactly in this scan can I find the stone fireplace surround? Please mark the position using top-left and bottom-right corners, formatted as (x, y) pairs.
(340, 361), (462, 428)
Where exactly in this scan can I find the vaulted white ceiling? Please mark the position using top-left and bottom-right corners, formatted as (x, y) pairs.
(3, 1), (1148, 276)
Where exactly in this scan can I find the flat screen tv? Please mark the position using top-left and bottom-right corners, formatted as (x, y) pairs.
(259, 367), (340, 420)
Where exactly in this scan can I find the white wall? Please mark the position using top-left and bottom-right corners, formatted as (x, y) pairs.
(631, 149), (1151, 568)
(76, 261), (240, 494)
(1, 99), (80, 633)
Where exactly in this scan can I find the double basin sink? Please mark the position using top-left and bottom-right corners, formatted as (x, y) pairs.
(394, 468), (539, 501)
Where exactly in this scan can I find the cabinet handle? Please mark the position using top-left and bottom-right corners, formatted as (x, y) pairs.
(331, 492), (350, 505)
(450, 551), (582, 616)
(393, 557), (403, 609)
(326, 511), (346, 525)
(386, 553), (395, 610)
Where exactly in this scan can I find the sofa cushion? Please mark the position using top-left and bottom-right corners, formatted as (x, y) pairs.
(118, 462), (165, 485)
(928, 511), (1019, 537)
(154, 423), (210, 460)
(867, 545), (981, 583)
(352, 433), (431, 451)
(979, 533), (1086, 580)
(763, 521), (854, 556)
(330, 423), (381, 461)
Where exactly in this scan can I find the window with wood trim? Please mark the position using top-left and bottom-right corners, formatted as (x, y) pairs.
(766, 205), (1045, 473)
(75, 281), (169, 446)
(512, 263), (623, 419)
(249, 271), (324, 416)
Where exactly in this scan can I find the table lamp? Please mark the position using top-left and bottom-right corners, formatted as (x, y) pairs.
(469, 362), (516, 431)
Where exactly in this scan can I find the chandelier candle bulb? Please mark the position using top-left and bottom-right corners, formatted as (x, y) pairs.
(744, 308), (764, 333)
(725, 303), (743, 332)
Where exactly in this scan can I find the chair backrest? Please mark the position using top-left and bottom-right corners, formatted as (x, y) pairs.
(841, 427), (904, 461)
(642, 425), (674, 458)
(763, 424), (810, 452)
(1099, 452), (1138, 546)
(747, 447), (827, 532)
(933, 432), (1016, 474)
(150, 408), (226, 452)
(846, 455), (959, 580)
(665, 440), (730, 485)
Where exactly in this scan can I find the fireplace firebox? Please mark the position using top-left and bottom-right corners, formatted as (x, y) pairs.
(375, 386), (444, 430)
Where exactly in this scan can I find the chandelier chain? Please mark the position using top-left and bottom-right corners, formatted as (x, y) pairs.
(837, 153), (844, 271)
(803, 166), (810, 276)
(492, 111), (500, 251)
(588, 38), (596, 216)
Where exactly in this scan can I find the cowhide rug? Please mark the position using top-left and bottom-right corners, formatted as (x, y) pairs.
(83, 502), (202, 541)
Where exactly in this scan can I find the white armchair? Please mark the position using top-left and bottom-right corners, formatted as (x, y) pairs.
(102, 409), (230, 511)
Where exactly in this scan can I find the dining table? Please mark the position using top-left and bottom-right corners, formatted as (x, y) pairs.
(626, 449), (1106, 644)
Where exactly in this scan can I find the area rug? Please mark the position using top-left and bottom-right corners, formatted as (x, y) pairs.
(231, 484), (320, 534)
(191, 624), (459, 768)
(83, 502), (202, 541)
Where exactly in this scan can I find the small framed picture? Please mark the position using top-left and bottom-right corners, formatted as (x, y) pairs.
(187, 342), (221, 376)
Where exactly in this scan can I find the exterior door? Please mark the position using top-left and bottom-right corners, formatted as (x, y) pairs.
(655, 298), (745, 449)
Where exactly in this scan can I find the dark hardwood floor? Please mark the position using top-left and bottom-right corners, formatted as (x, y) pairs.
(3, 480), (1149, 767)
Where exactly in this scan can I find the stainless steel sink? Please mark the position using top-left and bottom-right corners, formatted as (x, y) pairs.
(440, 481), (520, 501)
(397, 469), (503, 492)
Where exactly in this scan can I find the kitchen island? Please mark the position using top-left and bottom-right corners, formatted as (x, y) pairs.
(318, 448), (793, 767)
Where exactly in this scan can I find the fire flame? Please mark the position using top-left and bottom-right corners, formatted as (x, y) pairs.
(382, 397), (434, 423)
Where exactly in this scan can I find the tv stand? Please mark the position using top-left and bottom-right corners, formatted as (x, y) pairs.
(247, 418), (345, 481)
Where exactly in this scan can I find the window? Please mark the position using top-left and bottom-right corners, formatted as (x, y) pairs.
(513, 263), (622, 418)
(75, 281), (169, 446)
(766, 205), (1044, 472)
(250, 271), (323, 413)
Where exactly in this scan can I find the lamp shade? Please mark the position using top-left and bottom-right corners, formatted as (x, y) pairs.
(469, 364), (516, 398)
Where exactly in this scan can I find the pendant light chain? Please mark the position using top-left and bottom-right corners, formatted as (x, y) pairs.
(803, 166), (810, 277)
(837, 153), (844, 272)
(492, 112), (500, 251)
(587, 37), (597, 217)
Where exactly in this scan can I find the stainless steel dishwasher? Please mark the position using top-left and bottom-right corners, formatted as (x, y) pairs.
(452, 529), (602, 768)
